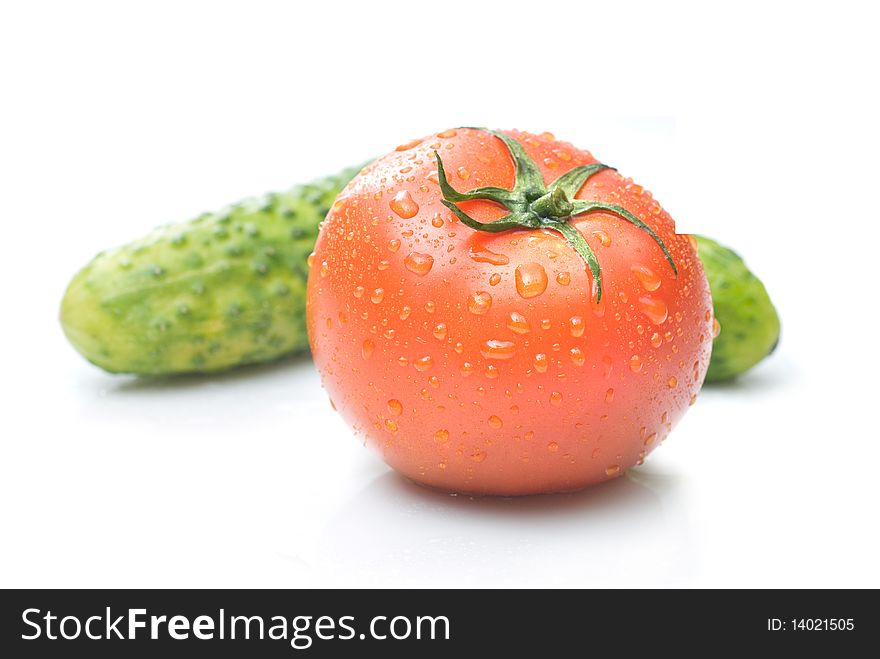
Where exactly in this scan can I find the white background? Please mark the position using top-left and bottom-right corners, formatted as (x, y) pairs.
(1, 1), (878, 588)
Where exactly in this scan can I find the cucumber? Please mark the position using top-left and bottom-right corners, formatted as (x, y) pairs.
(61, 164), (778, 381)
(61, 165), (362, 374)
(694, 235), (780, 382)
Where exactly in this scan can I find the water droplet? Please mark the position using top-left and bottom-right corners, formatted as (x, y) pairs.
(353, 286), (365, 299)
(319, 261), (329, 277)
(631, 264), (661, 291)
(387, 399), (403, 415)
(480, 340), (516, 360)
(469, 247), (510, 265)
(460, 362), (474, 376)
(383, 328), (395, 339)
(534, 353), (548, 373)
(650, 332), (663, 348)
(433, 323), (448, 340)
(396, 138), (422, 151)
(414, 356), (434, 371)
(399, 305), (412, 320)
(377, 260), (390, 271)
(307, 253), (316, 268)
(468, 291), (493, 315)
(371, 288), (385, 304)
(541, 319), (552, 330)
(556, 271), (571, 286)
(437, 129), (457, 138)
(489, 273), (502, 286)
(431, 214), (444, 228)
(506, 312), (531, 335)
(398, 356), (409, 367)
(434, 429), (450, 443)
(568, 316), (585, 337)
(712, 317), (722, 337)
(548, 441), (559, 452)
(592, 230), (611, 247)
(387, 239), (401, 252)
(488, 415), (503, 429)
(390, 190), (419, 218)
(515, 262), (548, 298)
(690, 393), (698, 406)
(570, 347), (585, 366)
(362, 339), (374, 359)
(629, 355), (643, 372)
(605, 465), (621, 476)
(428, 375), (440, 388)
(549, 391), (563, 406)
(470, 450), (487, 462)
(424, 300), (436, 313)
(639, 296), (668, 325)
(438, 460), (447, 469)
(485, 364), (499, 378)
(404, 252), (434, 275)
(667, 376), (678, 388)
(605, 388), (615, 403)
(644, 432), (657, 446)
(384, 419), (398, 433)
(457, 166), (470, 180)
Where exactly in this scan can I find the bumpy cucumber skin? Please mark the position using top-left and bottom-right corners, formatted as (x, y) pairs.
(61, 166), (362, 375)
(694, 235), (780, 382)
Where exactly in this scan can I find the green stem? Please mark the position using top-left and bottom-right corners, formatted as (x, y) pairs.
(434, 128), (678, 305)
(531, 187), (574, 218)
(554, 221), (603, 302)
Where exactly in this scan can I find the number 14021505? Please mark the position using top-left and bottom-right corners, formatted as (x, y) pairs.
(767, 618), (854, 631)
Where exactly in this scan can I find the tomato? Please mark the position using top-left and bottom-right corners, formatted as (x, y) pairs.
(307, 128), (713, 495)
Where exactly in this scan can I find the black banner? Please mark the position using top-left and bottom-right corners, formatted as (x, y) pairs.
(0, 589), (873, 656)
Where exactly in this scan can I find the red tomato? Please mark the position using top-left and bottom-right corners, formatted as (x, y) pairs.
(307, 128), (712, 495)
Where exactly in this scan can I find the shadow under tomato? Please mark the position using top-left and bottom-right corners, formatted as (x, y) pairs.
(314, 466), (695, 587)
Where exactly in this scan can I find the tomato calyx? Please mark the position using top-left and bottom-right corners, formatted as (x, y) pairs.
(434, 128), (678, 302)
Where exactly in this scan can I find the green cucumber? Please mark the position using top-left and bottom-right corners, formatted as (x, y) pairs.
(61, 165), (362, 374)
(61, 164), (779, 381)
(695, 235), (780, 382)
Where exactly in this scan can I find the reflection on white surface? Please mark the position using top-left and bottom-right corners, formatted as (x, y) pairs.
(314, 468), (695, 588)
